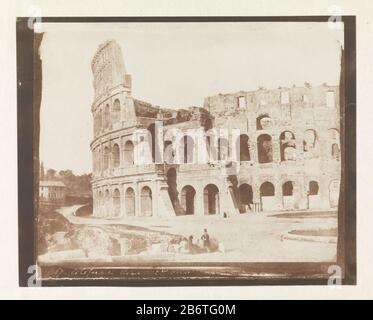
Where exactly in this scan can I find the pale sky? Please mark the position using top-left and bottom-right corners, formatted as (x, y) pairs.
(39, 22), (343, 174)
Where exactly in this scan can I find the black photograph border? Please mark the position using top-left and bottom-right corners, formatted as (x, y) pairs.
(17, 16), (356, 287)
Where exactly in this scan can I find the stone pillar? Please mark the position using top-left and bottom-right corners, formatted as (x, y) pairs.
(272, 136), (281, 163)
(194, 184), (205, 216)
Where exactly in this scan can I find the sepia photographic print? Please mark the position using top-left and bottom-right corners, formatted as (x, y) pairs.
(17, 17), (356, 286)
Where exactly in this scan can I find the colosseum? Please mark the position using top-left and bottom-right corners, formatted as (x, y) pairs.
(90, 40), (341, 219)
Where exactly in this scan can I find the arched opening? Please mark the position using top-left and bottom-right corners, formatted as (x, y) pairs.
(96, 110), (102, 132)
(164, 140), (175, 164)
(103, 146), (110, 170)
(256, 114), (272, 130)
(204, 184), (219, 215)
(140, 186), (153, 217)
(147, 123), (161, 163)
(205, 135), (218, 161)
(124, 140), (134, 165)
(125, 187), (135, 216)
(260, 182), (275, 211)
(329, 180), (340, 208)
(329, 129), (340, 161)
(257, 134), (273, 163)
(309, 181), (319, 195)
(113, 188), (121, 217)
(104, 189), (110, 216)
(104, 104), (110, 129)
(280, 131), (296, 161)
(236, 134), (251, 161)
(238, 183), (253, 213)
(113, 99), (120, 123)
(112, 143), (120, 168)
(282, 181), (293, 196)
(180, 185), (196, 215)
(179, 135), (194, 164)
(303, 129), (317, 152)
(218, 137), (229, 161)
(308, 180), (320, 209)
(282, 181), (295, 209)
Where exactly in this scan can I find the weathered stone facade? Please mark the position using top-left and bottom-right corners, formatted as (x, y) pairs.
(90, 40), (341, 218)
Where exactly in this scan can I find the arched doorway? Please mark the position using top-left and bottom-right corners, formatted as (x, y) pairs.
(238, 183), (253, 213)
(179, 135), (194, 163)
(308, 180), (320, 209)
(256, 114), (272, 130)
(104, 104), (110, 129)
(103, 146), (110, 170)
(237, 134), (250, 161)
(124, 140), (134, 165)
(180, 185), (196, 215)
(257, 134), (273, 163)
(218, 137), (229, 161)
(113, 188), (121, 217)
(104, 189), (110, 216)
(140, 186), (153, 216)
(113, 99), (120, 123)
(204, 184), (219, 215)
(112, 143), (120, 168)
(280, 131), (296, 161)
(282, 181), (294, 209)
(125, 187), (135, 216)
(260, 182), (275, 211)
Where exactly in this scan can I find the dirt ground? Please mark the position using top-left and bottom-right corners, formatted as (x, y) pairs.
(57, 206), (338, 263)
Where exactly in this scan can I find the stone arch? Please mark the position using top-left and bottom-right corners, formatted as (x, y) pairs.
(256, 114), (272, 130)
(112, 143), (120, 168)
(329, 129), (340, 161)
(280, 131), (296, 161)
(124, 140), (134, 165)
(179, 135), (194, 164)
(238, 183), (253, 213)
(104, 103), (110, 129)
(140, 186), (153, 217)
(309, 181), (319, 195)
(236, 134), (251, 161)
(96, 109), (102, 132)
(164, 140), (175, 164)
(204, 184), (219, 215)
(125, 187), (135, 216)
(147, 123), (161, 162)
(282, 181), (294, 196)
(113, 99), (120, 123)
(113, 188), (121, 217)
(218, 137), (229, 161)
(260, 181), (275, 211)
(104, 189), (110, 216)
(257, 134), (273, 163)
(103, 146), (110, 170)
(303, 129), (317, 152)
(180, 185), (196, 215)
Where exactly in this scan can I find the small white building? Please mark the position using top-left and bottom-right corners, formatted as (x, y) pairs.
(39, 180), (66, 205)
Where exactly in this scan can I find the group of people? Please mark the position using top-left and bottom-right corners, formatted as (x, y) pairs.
(177, 229), (213, 254)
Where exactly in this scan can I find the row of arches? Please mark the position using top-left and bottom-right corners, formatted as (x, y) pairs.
(95, 186), (152, 217)
(94, 98), (121, 133)
(93, 128), (340, 173)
